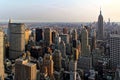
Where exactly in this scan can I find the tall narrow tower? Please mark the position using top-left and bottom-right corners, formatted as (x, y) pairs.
(0, 30), (4, 80)
(44, 28), (52, 46)
(81, 27), (90, 56)
(72, 29), (77, 40)
(98, 9), (104, 40)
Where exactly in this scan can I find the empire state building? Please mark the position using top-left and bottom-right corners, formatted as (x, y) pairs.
(98, 9), (104, 40)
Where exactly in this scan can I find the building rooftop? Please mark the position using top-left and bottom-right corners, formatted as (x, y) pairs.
(24, 62), (36, 67)
(110, 34), (120, 38)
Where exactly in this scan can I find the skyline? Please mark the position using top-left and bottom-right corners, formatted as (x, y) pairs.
(0, 0), (120, 22)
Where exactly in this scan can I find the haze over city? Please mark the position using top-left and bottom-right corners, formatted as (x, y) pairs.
(0, 0), (120, 22)
(1, 0), (120, 80)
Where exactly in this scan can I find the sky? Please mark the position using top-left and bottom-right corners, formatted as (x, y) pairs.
(0, 0), (120, 22)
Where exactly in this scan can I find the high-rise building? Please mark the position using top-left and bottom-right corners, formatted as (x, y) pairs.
(72, 29), (77, 40)
(77, 56), (92, 70)
(52, 50), (62, 71)
(114, 66), (120, 80)
(9, 23), (25, 59)
(30, 29), (36, 41)
(66, 43), (72, 55)
(69, 60), (77, 80)
(25, 29), (31, 45)
(44, 28), (52, 46)
(78, 27), (92, 70)
(81, 27), (90, 56)
(109, 34), (120, 68)
(72, 40), (81, 56)
(59, 34), (69, 44)
(72, 48), (79, 61)
(36, 28), (43, 42)
(0, 30), (4, 80)
(43, 54), (54, 79)
(55, 36), (61, 49)
(58, 41), (66, 58)
(52, 30), (57, 44)
(63, 28), (67, 34)
(91, 29), (96, 51)
(15, 59), (37, 80)
(98, 9), (104, 40)
(7, 19), (12, 41)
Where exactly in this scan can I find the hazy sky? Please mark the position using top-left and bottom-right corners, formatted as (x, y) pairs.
(0, 0), (120, 22)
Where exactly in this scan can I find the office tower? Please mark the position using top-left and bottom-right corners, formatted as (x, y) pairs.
(25, 29), (31, 45)
(44, 28), (52, 46)
(78, 27), (92, 70)
(15, 58), (36, 80)
(72, 29), (77, 40)
(77, 56), (92, 70)
(52, 50), (62, 71)
(91, 29), (96, 51)
(72, 40), (81, 56)
(98, 9), (104, 40)
(63, 27), (67, 34)
(7, 19), (12, 41)
(43, 54), (54, 79)
(114, 66), (120, 80)
(66, 43), (72, 55)
(36, 28), (43, 42)
(81, 26), (90, 56)
(58, 41), (66, 58)
(69, 60), (77, 80)
(0, 30), (4, 80)
(52, 30), (57, 44)
(109, 34), (120, 68)
(55, 36), (61, 49)
(59, 34), (69, 44)
(72, 48), (79, 61)
(30, 29), (36, 41)
(9, 23), (25, 59)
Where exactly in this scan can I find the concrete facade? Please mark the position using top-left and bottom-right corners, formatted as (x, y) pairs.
(9, 23), (25, 59)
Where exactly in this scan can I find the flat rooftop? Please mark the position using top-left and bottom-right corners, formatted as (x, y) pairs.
(110, 34), (120, 38)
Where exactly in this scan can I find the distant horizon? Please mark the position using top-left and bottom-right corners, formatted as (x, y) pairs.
(1, 20), (120, 23)
(1, 0), (120, 22)
(0, 19), (120, 23)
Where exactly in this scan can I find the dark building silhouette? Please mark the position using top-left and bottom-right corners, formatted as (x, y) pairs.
(52, 31), (57, 44)
(36, 28), (43, 42)
(63, 27), (67, 34)
(98, 9), (104, 40)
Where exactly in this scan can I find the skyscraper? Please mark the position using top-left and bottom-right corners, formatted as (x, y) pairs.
(25, 28), (31, 45)
(52, 49), (62, 71)
(58, 41), (66, 58)
(63, 27), (67, 34)
(15, 59), (37, 80)
(43, 54), (54, 79)
(44, 28), (52, 46)
(36, 28), (43, 42)
(52, 30), (57, 44)
(72, 29), (77, 40)
(59, 34), (69, 44)
(91, 29), (96, 51)
(98, 9), (104, 40)
(109, 34), (120, 68)
(69, 60), (77, 80)
(0, 30), (4, 80)
(81, 27), (90, 56)
(78, 27), (92, 70)
(9, 23), (25, 59)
